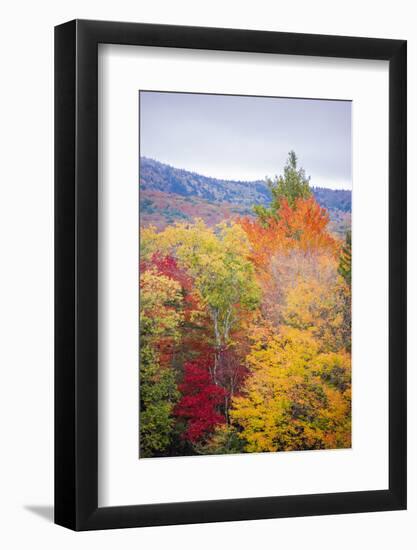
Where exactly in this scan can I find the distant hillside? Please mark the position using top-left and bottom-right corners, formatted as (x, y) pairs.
(139, 157), (351, 236)
(140, 157), (271, 207)
(140, 190), (254, 230)
(312, 187), (351, 213)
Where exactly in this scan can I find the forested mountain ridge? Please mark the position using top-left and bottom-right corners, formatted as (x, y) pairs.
(140, 157), (351, 212)
(140, 157), (351, 236)
(313, 187), (351, 212)
(140, 157), (271, 206)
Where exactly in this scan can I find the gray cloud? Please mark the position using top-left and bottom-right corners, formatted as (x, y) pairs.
(140, 91), (352, 190)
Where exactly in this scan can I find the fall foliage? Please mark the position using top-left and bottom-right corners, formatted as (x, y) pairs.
(139, 151), (351, 457)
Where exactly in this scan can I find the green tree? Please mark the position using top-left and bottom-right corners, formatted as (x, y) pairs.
(338, 230), (352, 285)
(337, 232), (352, 353)
(139, 344), (179, 457)
(139, 268), (183, 457)
(193, 424), (246, 455)
(254, 150), (312, 224)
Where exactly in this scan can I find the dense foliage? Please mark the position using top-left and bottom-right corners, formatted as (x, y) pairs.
(139, 152), (351, 457)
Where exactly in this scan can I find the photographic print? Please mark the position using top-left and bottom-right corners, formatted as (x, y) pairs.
(139, 91), (352, 459)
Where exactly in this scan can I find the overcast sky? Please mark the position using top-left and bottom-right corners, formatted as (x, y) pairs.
(140, 91), (352, 190)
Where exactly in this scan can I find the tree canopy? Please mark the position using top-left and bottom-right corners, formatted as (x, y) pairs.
(139, 151), (351, 457)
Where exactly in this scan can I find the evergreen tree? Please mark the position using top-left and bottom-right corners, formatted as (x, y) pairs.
(254, 150), (312, 224)
(338, 230), (352, 285)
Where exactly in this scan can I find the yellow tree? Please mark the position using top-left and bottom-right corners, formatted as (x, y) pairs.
(230, 327), (351, 452)
(282, 265), (350, 353)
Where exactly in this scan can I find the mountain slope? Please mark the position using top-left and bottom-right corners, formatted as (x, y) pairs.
(313, 187), (351, 213)
(140, 157), (271, 207)
(140, 157), (351, 212)
(139, 157), (351, 236)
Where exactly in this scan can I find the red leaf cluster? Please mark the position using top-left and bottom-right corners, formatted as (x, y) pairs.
(141, 252), (200, 320)
(175, 356), (226, 442)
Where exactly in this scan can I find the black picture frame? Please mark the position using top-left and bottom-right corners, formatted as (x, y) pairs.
(55, 19), (407, 531)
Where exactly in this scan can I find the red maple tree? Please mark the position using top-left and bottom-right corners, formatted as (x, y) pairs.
(174, 356), (226, 442)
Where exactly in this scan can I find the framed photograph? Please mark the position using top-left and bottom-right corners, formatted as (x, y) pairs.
(55, 19), (406, 530)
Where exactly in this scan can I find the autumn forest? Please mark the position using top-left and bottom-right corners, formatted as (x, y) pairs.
(139, 150), (352, 458)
